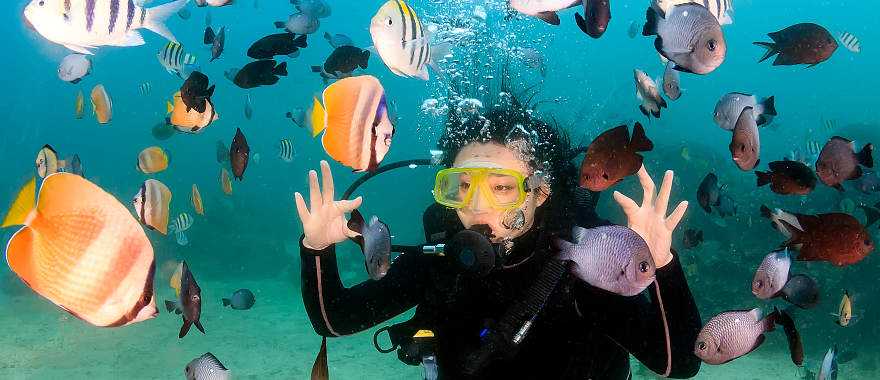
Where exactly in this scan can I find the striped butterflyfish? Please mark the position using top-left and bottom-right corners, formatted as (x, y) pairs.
(157, 42), (199, 78)
(369, 0), (432, 80)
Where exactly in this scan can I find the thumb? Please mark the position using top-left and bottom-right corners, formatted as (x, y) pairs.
(337, 196), (363, 213)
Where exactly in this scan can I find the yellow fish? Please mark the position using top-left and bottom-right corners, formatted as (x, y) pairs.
(137, 146), (170, 174)
(132, 179), (172, 235)
(35, 145), (66, 179)
(75, 90), (84, 119)
(90, 84), (113, 124)
(191, 184), (204, 215)
(834, 291), (853, 327)
(220, 168), (232, 195)
(2, 174), (157, 327)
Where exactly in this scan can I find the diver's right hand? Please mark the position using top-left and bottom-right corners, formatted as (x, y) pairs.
(295, 160), (363, 251)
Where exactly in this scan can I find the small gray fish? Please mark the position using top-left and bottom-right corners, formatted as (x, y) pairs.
(695, 308), (777, 364)
(185, 352), (231, 380)
(752, 249), (791, 300)
(818, 346), (838, 380)
(713, 93), (777, 131)
(716, 193), (737, 217)
(854, 170), (880, 193)
(66, 154), (84, 177)
(276, 13), (320, 35)
(729, 106), (761, 171)
(815, 136), (874, 191)
(628, 20), (640, 39)
(347, 210), (391, 281)
(643, 4), (726, 74)
(294, 0), (332, 19)
(324, 31), (354, 48)
(58, 54), (91, 84)
(203, 26), (226, 62)
(222, 289), (255, 310)
(223, 67), (239, 83)
(244, 94), (253, 120)
(780, 274), (820, 309)
(554, 225), (656, 296)
(662, 61), (681, 100)
(634, 68), (666, 118)
(697, 172), (721, 213)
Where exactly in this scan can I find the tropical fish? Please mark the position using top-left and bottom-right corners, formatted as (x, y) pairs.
(634, 69), (666, 118)
(244, 94), (253, 120)
(715, 194), (737, 218)
(278, 139), (295, 163)
(652, 0), (734, 25)
(579, 123), (653, 191)
(247, 33), (308, 60)
(215, 141), (229, 164)
(574, 0), (611, 39)
(220, 168), (232, 195)
(312, 45), (370, 80)
(755, 160), (816, 195)
(171, 212), (193, 233)
(713, 93), (777, 131)
(628, 20), (640, 39)
(191, 184), (204, 215)
(171, 261), (204, 338)
(175, 229), (189, 246)
(152, 122), (176, 141)
(275, 13), (320, 35)
(729, 107), (760, 171)
(752, 250), (791, 300)
(311, 75), (395, 172)
(697, 173), (721, 213)
(293, 0), (332, 18)
(139, 82), (153, 96)
(682, 228), (703, 249)
(180, 71), (215, 114)
(23, 0), (188, 54)
(695, 308), (798, 365)
(759, 205), (802, 240)
(776, 212), (873, 267)
(555, 225), (656, 296)
(233, 60), (288, 89)
(221, 289), (255, 310)
(347, 210), (392, 281)
(370, 0), (432, 80)
(157, 42), (199, 78)
(662, 61), (681, 100)
(58, 54), (91, 84)
(838, 31), (860, 53)
(833, 291), (853, 327)
(1, 174), (157, 327)
(324, 31), (354, 48)
(203, 26), (226, 62)
(90, 84), (112, 124)
(508, 0), (580, 25)
(35, 144), (64, 178)
(643, 3), (726, 74)
(132, 179), (172, 235)
(75, 90), (85, 119)
(166, 91), (219, 133)
(66, 154), (84, 177)
(815, 136), (873, 191)
(755, 23), (838, 67)
(137, 146), (170, 174)
(818, 346), (838, 380)
(286, 108), (307, 128)
(229, 128), (250, 180)
(185, 352), (231, 380)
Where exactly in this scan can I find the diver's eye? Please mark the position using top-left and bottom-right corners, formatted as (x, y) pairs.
(601, 173), (609, 180)
(697, 342), (706, 351)
(707, 39), (717, 51)
(638, 261), (649, 273)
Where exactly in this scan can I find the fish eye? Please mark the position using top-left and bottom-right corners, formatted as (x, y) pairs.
(385, 17), (393, 26)
(38, 0), (45, 5)
(638, 261), (649, 273)
(697, 342), (706, 351)
(601, 173), (609, 180)
(865, 239), (872, 246)
(707, 39), (717, 52)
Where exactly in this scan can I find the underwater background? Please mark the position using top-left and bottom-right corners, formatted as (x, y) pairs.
(1, 0), (878, 378)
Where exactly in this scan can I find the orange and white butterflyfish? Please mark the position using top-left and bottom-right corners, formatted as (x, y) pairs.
(90, 84), (113, 124)
(191, 184), (204, 215)
(311, 75), (395, 172)
(137, 146), (170, 174)
(132, 179), (172, 235)
(220, 168), (233, 195)
(1, 174), (157, 327)
(75, 90), (85, 119)
(35, 144), (66, 179)
(167, 91), (219, 134)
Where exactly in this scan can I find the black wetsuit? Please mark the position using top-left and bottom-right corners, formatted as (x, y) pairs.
(300, 204), (702, 379)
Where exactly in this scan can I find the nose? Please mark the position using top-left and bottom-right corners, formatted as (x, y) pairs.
(465, 187), (490, 212)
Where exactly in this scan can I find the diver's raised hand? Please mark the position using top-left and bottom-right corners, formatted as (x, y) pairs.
(295, 160), (363, 251)
(612, 165), (688, 268)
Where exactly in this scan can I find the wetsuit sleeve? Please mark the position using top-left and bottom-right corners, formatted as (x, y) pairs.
(574, 253), (702, 378)
(299, 236), (427, 337)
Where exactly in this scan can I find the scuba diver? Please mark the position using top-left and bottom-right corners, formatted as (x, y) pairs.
(294, 94), (702, 379)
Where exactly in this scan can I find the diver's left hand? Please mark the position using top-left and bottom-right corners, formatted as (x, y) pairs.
(612, 165), (688, 268)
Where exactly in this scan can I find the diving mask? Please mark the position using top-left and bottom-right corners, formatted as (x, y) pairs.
(433, 167), (546, 211)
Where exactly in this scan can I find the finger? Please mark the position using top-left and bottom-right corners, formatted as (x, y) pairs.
(308, 170), (321, 211)
(294, 192), (310, 223)
(344, 227), (362, 239)
(637, 164), (655, 206)
(320, 160), (335, 204)
(612, 191), (639, 216)
(665, 201), (689, 231)
(656, 170), (674, 216)
(337, 196), (363, 213)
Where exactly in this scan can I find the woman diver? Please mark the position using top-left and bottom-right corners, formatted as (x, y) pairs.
(294, 91), (702, 379)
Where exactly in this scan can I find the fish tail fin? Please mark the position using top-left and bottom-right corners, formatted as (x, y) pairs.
(773, 306), (805, 366)
(781, 274), (821, 310)
(759, 204), (772, 219)
(195, 320), (205, 334)
(360, 50), (371, 69)
(753, 41), (779, 63)
(294, 34), (308, 48)
(274, 21), (286, 29)
(761, 96), (777, 116)
(643, 7), (659, 36)
(179, 318), (192, 338)
(323, 31), (332, 43)
(222, 298), (231, 307)
(310, 97), (326, 137)
(143, 0), (188, 43)
(273, 61), (288, 77)
(755, 171), (772, 187)
(856, 143), (874, 168)
(860, 205), (880, 227)
(164, 300), (176, 313)
(638, 105), (649, 117)
(629, 122), (654, 152)
(2, 177), (37, 228)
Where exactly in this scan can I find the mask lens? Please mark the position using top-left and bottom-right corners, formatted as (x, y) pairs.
(435, 168), (527, 210)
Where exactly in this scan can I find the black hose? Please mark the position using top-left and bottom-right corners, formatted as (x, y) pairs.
(342, 159), (434, 200)
(373, 325), (397, 353)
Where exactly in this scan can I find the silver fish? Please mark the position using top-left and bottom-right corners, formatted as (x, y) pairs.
(324, 31), (354, 48)
(634, 69), (666, 118)
(185, 352), (231, 380)
(292, 0), (332, 19)
(752, 249), (791, 300)
(58, 54), (91, 84)
(729, 106), (761, 171)
(644, 3), (726, 74)
(347, 209), (391, 281)
(695, 308), (776, 364)
(818, 345), (838, 380)
(713, 92), (777, 131)
(662, 61), (681, 100)
(277, 12), (320, 35)
(555, 225), (656, 296)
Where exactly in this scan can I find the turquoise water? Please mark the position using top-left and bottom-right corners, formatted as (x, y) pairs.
(1, 0), (878, 378)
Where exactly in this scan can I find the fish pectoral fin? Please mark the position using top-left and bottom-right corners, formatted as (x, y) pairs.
(118, 31), (146, 47)
(535, 11), (560, 26)
(63, 44), (94, 55)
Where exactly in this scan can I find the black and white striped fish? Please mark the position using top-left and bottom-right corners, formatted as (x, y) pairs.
(838, 31), (861, 53)
(175, 229), (189, 246)
(157, 42), (199, 78)
(278, 138), (295, 163)
(23, 0), (188, 55)
(138, 82), (152, 95)
(369, 0), (432, 80)
(171, 212), (194, 233)
(653, 0), (734, 26)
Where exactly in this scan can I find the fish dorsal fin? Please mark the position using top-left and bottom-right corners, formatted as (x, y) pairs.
(201, 352), (228, 371)
(2, 177), (37, 228)
(571, 226), (590, 244)
(310, 97), (326, 137)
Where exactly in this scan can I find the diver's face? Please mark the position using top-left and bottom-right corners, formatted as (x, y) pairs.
(452, 142), (549, 243)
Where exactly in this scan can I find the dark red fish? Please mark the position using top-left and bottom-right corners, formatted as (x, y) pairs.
(778, 212), (873, 266)
(579, 123), (653, 191)
(754, 23), (838, 66)
(683, 229), (703, 249)
(755, 160), (817, 195)
(575, 0), (611, 38)
(229, 128), (250, 180)
(815, 136), (873, 191)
